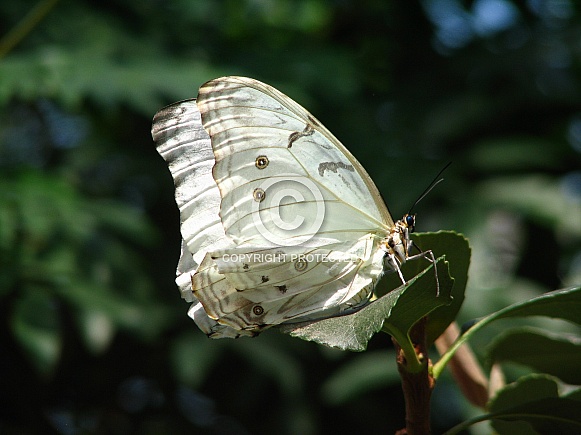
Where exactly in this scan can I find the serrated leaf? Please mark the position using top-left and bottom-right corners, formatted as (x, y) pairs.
(279, 255), (453, 351)
(0, 46), (216, 115)
(488, 327), (581, 384)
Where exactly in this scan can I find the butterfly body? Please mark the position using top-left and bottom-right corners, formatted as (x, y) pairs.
(152, 77), (429, 338)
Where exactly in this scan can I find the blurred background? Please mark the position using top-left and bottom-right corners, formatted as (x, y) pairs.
(1, 0), (580, 433)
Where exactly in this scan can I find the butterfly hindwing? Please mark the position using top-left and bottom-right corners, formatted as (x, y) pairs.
(191, 235), (385, 332)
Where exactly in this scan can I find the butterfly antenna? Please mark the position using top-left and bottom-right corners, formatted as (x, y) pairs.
(407, 162), (452, 214)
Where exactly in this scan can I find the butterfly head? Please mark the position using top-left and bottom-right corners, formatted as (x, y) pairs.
(404, 213), (416, 233)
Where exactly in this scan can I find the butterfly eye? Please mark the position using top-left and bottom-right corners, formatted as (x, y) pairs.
(294, 258), (308, 271)
(255, 155), (269, 169)
(252, 305), (264, 316)
(405, 215), (415, 228)
(253, 188), (266, 202)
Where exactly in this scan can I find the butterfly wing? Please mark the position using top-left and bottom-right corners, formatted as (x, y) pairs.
(197, 76), (393, 247)
(191, 235), (386, 333)
(153, 101), (248, 337)
(154, 76), (395, 337)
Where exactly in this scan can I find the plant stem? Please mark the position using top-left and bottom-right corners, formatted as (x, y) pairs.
(393, 317), (434, 435)
(434, 322), (488, 408)
(0, 0), (60, 60)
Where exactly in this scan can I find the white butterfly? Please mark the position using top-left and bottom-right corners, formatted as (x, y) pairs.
(152, 76), (434, 338)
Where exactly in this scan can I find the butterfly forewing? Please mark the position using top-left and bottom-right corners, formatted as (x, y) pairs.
(197, 76), (393, 246)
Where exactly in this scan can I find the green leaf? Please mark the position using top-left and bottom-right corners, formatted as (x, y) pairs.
(489, 374), (559, 411)
(491, 286), (581, 324)
(412, 231), (471, 344)
(444, 375), (581, 434)
(434, 286), (581, 379)
(488, 327), (581, 384)
(488, 375), (581, 435)
(0, 199), (18, 296)
(279, 254), (453, 353)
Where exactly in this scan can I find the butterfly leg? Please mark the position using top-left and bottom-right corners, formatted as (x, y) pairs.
(384, 253), (407, 286)
(405, 247), (440, 296)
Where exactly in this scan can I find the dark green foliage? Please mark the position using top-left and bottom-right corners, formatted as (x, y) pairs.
(489, 327), (581, 385)
(488, 376), (581, 435)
